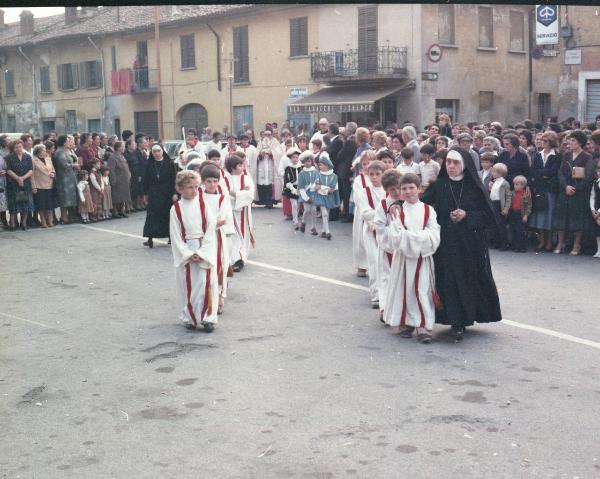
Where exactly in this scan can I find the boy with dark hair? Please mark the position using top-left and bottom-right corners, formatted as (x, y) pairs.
(397, 147), (421, 177)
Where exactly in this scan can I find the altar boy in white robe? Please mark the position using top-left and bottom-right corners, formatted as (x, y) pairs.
(355, 160), (387, 309)
(170, 171), (219, 332)
(225, 154), (255, 272)
(200, 163), (235, 315)
(373, 169), (403, 323)
(352, 151), (374, 277)
(381, 173), (441, 344)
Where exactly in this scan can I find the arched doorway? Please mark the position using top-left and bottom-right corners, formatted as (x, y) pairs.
(177, 103), (208, 138)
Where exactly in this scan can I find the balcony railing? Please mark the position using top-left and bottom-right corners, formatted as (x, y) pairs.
(111, 68), (159, 95)
(310, 47), (408, 82)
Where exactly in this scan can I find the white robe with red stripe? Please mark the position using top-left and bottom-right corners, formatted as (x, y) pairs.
(381, 201), (440, 330)
(352, 173), (372, 271)
(356, 185), (386, 303)
(203, 189), (235, 300)
(170, 192), (219, 325)
(227, 172), (255, 263)
(373, 197), (400, 312)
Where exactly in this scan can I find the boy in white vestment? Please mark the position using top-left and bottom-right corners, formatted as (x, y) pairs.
(352, 150), (374, 277)
(381, 173), (441, 344)
(200, 163), (235, 315)
(373, 169), (403, 323)
(356, 160), (386, 309)
(225, 154), (255, 272)
(170, 171), (218, 332)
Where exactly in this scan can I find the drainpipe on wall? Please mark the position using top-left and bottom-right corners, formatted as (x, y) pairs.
(17, 46), (39, 135)
(207, 24), (222, 92)
(88, 36), (107, 133)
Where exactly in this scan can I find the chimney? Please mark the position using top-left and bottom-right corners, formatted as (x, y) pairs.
(0, 9), (5, 28)
(20, 10), (34, 35)
(65, 7), (78, 23)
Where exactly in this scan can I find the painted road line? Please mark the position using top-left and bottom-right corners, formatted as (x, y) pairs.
(0, 311), (56, 330)
(80, 224), (600, 352)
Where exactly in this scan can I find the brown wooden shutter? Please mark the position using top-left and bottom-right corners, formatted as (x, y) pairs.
(290, 17), (308, 57)
(358, 5), (378, 73)
(57, 65), (63, 90)
(233, 25), (249, 83)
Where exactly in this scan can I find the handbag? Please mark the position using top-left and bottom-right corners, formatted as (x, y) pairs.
(533, 192), (548, 212)
(571, 166), (585, 180)
(15, 189), (29, 203)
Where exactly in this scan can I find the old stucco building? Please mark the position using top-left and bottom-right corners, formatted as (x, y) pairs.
(1, 5), (599, 138)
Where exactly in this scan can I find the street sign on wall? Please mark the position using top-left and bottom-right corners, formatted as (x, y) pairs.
(535, 5), (559, 45)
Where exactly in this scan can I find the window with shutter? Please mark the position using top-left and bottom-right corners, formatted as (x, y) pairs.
(358, 5), (377, 73)
(5, 70), (15, 96)
(40, 66), (51, 93)
(290, 17), (308, 58)
(6, 115), (16, 132)
(438, 5), (455, 45)
(65, 110), (77, 133)
(111, 45), (117, 72)
(59, 63), (78, 90)
(233, 25), (249, 84)
(180, 34), (196, 69)
(478, 6), (494, 48)
(134, 111), (159, 140)
(509, 11), (525, 51)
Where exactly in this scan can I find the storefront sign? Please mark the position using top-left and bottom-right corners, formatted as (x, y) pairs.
(289, 87), (308, 99)
(288, 103), (374, 114)
(535, 5), (559, 45)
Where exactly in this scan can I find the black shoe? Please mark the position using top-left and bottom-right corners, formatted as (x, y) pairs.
(452, 326), (464, 341)
(232, 260), (244, 272)
(321, 232), (327, 238)
(326, 233), (332, 240)
(184, 322), (196, 330)
(203, 322), (215, 333)
(121, 213), (129, 218)
(399, 327), (415, 338)
(144, 238), (154, 248)
(300, 223), (305, 233)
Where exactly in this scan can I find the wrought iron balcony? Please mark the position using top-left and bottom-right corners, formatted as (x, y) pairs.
(310, 47), (408, 83)
(131, 68), (159, 94)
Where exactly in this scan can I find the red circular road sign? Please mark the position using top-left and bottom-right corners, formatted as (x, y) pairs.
(427, 43), (443, 63)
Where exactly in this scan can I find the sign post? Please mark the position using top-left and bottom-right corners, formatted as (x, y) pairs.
(535, 5), (559, 45)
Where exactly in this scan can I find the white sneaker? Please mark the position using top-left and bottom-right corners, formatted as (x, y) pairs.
(593, 251), (600, 258)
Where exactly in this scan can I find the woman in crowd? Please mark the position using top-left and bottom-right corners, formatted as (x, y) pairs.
(421, 147), (502, 341)
(31, 144), (56, 228)
(499, 133), (531, 185)
(6, 139), (34, 230)
(108, 141), (132, 218)
(142, 143), (177, 248)
(0, 137), (9, 230)
(52, 135), (79, 225)
(529, 131), (561, 251)
(553, 130), (596, 255)
(124, 138), (137, 213)
(519, 129), (536, 163)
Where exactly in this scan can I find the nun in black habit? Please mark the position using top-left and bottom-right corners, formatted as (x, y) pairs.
(142, 143), (178, 248)
(421, 147), (502, 341)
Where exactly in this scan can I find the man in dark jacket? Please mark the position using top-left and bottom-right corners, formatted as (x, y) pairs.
(337, 122), (358, 221)
(326, 123), (344, 221)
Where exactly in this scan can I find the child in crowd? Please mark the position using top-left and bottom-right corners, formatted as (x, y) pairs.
(100, 166), (113, 220)
(200, 163), (235, 315)
(396, 147), (421, 178)
(381, 173), (440, 344)
(356, 160), (386, 308)
(206, 148), (231, 195)
(489, 162), (512, 250)
(89, 159), (104, 221)
(591, 164), (600, 258)
(374, 169), (403, 322)
(77, 170), (94, 224)
(170, 170), (218, 332)
(314, 152), (340, 240)
(479, 152), (495, 190)
(418, 143), (440, 191)
(508, 175), (532, 252)
(283, 147), (303, 230)
(311, 138), (323, 158)
(297, 151), (319, 235)
(225, 154), (255, 272)
(352, 150), (375, 277)
(376, 150), (396, 171)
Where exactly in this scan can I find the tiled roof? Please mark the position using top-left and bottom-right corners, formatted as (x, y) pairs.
(0, 5), (258, 48)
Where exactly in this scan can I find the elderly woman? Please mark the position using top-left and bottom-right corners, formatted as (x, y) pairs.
(371, 131), (388, 154)
(31, 144), (56, 228)
(6, 140), (34, 230)
(435, 135), (450, 152)
(52, 135), (79, 224)
(108, 141), (132, 218)
(529, 131), (561, 251)
(421, 147), (502, 341)
(553, 130), (596, 255)
(142, 143), (177, 248)
(0, 136), (9, 229)
(401, 126), (420, 163)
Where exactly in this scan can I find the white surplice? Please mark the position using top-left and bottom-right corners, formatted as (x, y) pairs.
(170, 193), (218, 325)
(373, 197), (399, 312)
(356, 185), (386, 302)
(352, 173), (372, 270)
(226, 172), (255, 263)
(380, 201), (441, 330)
(203, 189), (235, 300)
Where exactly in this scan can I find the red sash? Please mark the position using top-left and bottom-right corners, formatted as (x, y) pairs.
(220, 169), (231, 192)
(360, 173), (367, 189)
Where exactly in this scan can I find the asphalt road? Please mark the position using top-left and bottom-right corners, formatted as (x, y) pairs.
(1, 208), (599, 478)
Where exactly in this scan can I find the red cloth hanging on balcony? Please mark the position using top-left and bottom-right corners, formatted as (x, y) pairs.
(111, 70), (133, 95)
